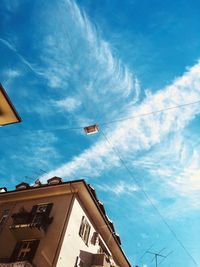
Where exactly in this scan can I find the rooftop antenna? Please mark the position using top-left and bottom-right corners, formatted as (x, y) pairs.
(33, 169), (47, 177)
(24, 175), (35, 182)
(139, 243), (155, 262)
(146, 248), (172, 267)
(39, 169), (47, 174)
(158, 251), (173, 266)
(147, 251), (165, 267)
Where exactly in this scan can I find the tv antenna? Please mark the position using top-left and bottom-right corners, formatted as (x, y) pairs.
(146, 249), (173, 267)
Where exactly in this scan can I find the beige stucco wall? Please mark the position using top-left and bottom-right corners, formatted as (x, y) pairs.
(0, 193), (73, 266)
(57, 197), (112, 267)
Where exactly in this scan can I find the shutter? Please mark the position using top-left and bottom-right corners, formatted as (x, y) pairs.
(86, 224), (91, 245)
(45, 203), (53, 217)
(79, 216), (85, 237)
(31, 205), (38, 214)
(29, 205), (38, 223)
(10, 241), (22, 262)
(42, 203), (53, 231)
(28, 240), (40, 262)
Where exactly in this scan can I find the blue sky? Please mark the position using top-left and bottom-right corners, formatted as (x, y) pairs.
(1, 0), (200, 266)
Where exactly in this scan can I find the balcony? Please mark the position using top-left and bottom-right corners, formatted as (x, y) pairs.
(92, 253), (113, 267)
(0, 261), (33, 267)
(9, 207), (53, 241)
(9, 222), (45, 240)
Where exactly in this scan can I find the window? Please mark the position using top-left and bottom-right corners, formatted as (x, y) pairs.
(31, 203), (53, 216)
(10, 240), (39, 262)
(30, 203), (53, 230)
(0, 209), (9, 228)
(79, 216), (91, 245)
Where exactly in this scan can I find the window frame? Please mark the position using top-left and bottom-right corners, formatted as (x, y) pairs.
(30, 203), (53, 231)
(10, 239), (39, 262)
(79, 216), (91, 245)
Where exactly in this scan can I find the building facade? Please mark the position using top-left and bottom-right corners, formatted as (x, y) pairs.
(0, 177), (131, 267)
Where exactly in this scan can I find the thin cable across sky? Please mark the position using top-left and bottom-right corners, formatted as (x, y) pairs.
(1, 99), (200, 138)
(100, 129), (198, 267)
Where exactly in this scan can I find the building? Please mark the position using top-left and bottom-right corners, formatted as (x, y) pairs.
(0, 177), (131, 267)
(0, 84), (21, 126)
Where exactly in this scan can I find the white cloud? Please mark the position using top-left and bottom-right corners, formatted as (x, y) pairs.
(48, 75), (62, 88)
(131, 130), (200, 216)
(169, 149), (200, 195)
(4, 69), (21, 79)
(10, 131), (59, 170)
(96, 181), (139, 195)
(53, 97), (81, 112)
(37, 0), (139, 116)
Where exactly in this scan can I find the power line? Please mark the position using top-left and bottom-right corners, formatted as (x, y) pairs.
(1, 99), (200, 139)
(100, 129), (198, 267)
(0, 125), (83, 138)
(101, 99), (200, 125)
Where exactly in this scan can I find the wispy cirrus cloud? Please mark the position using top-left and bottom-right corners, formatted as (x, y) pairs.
(40, 60), (200, 214)
(169, 149), (200, 195)
(36, 0), (139, 121)
(0, 37), (44, 76)
(4, 69), (21, 79)
(1, 0), (139, 120)
(96, 180), (139, 195)
(9, 131), (59, 169)
(129, 135), (200, 219)
(53, 97), (81, 112)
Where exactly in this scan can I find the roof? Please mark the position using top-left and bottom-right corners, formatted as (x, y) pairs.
(0, 84), (21, 126)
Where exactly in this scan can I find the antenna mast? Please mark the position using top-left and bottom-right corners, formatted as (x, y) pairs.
(146, 250), (166, 267)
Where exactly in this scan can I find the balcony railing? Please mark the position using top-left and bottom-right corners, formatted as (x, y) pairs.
(9, 208), (53, 240)
(9, 222), (45, 240)
(0, 261), (33, 267)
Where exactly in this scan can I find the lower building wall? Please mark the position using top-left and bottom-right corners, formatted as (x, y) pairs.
(0, 193), (73, 267)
